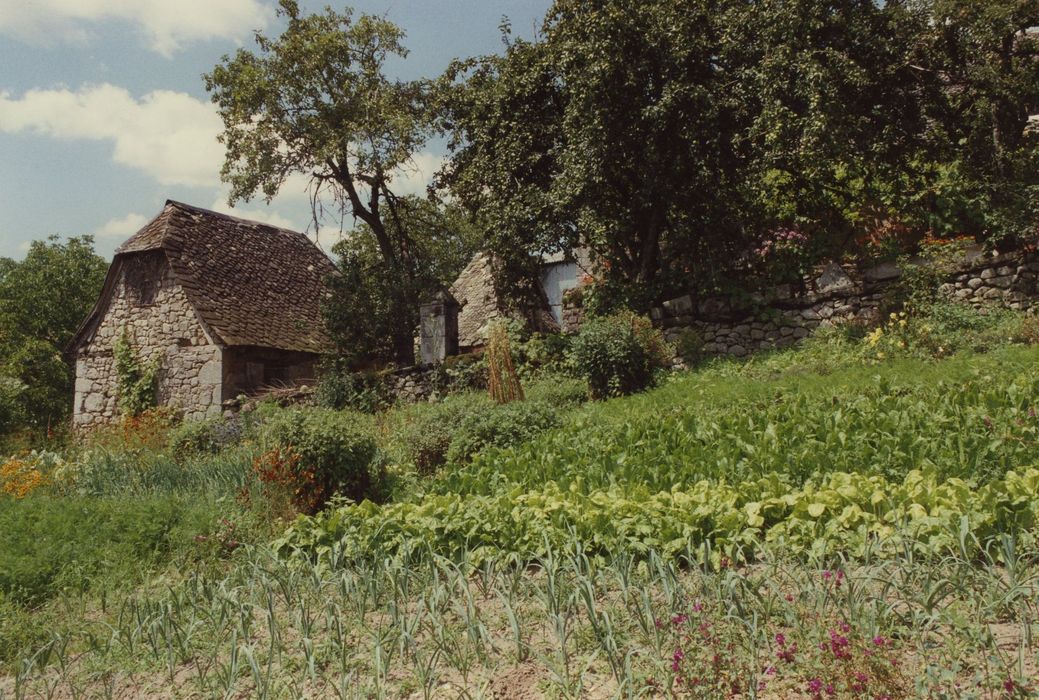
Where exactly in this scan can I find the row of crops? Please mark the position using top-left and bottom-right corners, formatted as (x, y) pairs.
(281, 346), (1039, 565)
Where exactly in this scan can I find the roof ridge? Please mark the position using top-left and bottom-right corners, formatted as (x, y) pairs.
(164, 200), (307, 238)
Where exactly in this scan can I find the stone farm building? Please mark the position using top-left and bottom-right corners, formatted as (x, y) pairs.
(69, 201), (336, 428)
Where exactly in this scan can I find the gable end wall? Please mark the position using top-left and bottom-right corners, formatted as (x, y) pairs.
(73, 252), (224, 428)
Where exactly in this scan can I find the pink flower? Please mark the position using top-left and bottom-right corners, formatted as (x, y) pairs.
(775, 633), (786, 646)
(807, 678), (823, 693)
(671, 614), (688, 626)
(872, 635), (888, 647)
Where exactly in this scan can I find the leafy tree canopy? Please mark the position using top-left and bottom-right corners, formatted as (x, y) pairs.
(0, 236), (107, 435)
(323, 197), (480, 369)
(439, 0), (1039, 308)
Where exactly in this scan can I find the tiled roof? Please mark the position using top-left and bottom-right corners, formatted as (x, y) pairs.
(114, 200), (336, 354)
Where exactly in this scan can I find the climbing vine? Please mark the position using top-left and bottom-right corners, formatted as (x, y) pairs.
(113, 329), (159, 417)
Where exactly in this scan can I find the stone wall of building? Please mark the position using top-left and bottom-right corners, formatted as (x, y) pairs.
(559, 250), (1039, 361)
(73, 252), (224, 428)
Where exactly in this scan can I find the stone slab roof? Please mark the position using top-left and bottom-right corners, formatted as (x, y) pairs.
(73, 200), (337, 355)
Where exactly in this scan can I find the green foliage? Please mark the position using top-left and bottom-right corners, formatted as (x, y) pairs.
(384, 396), (481, 474)
(206, 3), (472, 365)
(568, 311), (671, 399)
(168, 416), (244, 457)
(0, 495), (227, 606)
(444, 400), (559, 465)
(512, 331), (572, 378)
(674, 327), (705, 367)
(278, 467), (1039, 566)
(889, 236), (975, 313)
(112, 330), (158, 417)
(323, 199), (480, 367)
(441, 344), (1039, 497)
(259, 407), (383, 505)
(0, 376), (26, 440)
(430, 352), (487, 395)
(0, 235), (107, 434)
(523, 373), (587, 408)
(315, 364), (393, 413)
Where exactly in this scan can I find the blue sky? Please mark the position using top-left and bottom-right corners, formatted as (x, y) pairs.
(0, 0), (551, 260)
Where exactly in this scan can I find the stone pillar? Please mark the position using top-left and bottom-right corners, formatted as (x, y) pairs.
(419, 289), (460, 364)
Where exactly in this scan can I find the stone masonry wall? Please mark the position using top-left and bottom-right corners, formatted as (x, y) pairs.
(560, 249), (1039, 362)
(74, 253), (223, 428)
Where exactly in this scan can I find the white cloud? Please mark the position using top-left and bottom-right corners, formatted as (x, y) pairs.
(93, 212), (149, 240)
(0, 84), (224, 187)
(0, 0), (271, 56)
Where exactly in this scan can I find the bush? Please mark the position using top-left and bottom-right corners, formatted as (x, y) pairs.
(168, 416), (244, 456)
(388, 396), (483, 474)
(315, 365), (393, 413)
(525, 374), (588, 407)
(430, 353), (488, 396)
(259, 408), (382, 509)
(674, 327), (705, 367)
(568, 311), (672, 399)
(445, 400), (560, 465)
(514, 332), (572, 377)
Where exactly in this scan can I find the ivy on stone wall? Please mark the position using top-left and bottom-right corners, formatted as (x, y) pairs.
(113, 329), (159, 417)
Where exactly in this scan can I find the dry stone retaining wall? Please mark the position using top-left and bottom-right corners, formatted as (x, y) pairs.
(561, 250), (1039, 361)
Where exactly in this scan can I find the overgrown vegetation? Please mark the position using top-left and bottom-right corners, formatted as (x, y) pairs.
(4, 301), (1039, 696)
(0, 236), (107, 446)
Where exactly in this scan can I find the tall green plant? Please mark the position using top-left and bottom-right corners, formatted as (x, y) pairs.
(113, 330), (158, 417)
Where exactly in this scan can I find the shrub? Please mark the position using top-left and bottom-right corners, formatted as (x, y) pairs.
(525, 374), (588, 407)
(430, 352), (487, 395)
(259, 408), (382, 510)
(445, 400), (560, 465)
(1011, 314), (1039, 345)
(568, 311), (672, 399)
(887, 236), (974, 313)
(388, 396), (482, 474)
(315, 364), (393, 413)
(168, 416), (244, 456)
(674, 327), (705, 367)
(514, 331), (572, 377)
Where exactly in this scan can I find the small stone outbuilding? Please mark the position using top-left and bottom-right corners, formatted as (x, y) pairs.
(68, 200), (337, 428)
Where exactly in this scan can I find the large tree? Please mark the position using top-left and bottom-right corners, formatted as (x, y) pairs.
(0, 236), (107, 436)
(204, 0), (433, 362)
(728, 0), (932, 252)
(913, 0), (1039, 241)
(439, 0), (752, 308)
